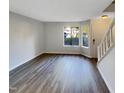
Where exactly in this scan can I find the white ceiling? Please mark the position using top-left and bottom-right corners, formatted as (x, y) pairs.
(9, 0), (112, 22)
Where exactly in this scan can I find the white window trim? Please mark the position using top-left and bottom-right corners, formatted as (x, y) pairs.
(81, 24), (90, 48)
(63, 26), (80, 47)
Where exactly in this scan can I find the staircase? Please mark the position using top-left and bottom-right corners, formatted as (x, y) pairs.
(97, 19), (115, 62)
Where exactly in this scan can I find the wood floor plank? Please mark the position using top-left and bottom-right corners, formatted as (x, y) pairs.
(9, 54), (110, 93)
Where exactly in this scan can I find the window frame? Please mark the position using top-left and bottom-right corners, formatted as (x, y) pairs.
(63, 26), (80, 47)
(81, 24), (90, 48)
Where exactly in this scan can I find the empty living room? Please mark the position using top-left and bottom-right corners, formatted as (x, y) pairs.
(8, 0), (115, 93)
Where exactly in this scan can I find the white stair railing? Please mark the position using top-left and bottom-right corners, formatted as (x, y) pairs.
(97, 19), (115, 62)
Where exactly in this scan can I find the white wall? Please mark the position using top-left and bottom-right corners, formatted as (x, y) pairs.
(44, 22), (81, 54)
(97, 46), (115, 93)
(43, 19), (112, 57)
(9, 13), (94, 71)
(9, 12), (45, 71)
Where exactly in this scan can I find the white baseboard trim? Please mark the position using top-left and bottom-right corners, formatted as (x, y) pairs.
(80, 53), (93, 58)
(45, 51), (81, 55)
(97, 65), (114, 93)
(9, 52), (44, 71)
(45, 52), (96, 59)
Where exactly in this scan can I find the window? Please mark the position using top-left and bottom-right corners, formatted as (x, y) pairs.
(82, 24), (89, 48)
(64, 27), (80, 46)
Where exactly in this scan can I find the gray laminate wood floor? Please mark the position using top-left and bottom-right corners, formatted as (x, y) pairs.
(9, 54), (110, 93)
